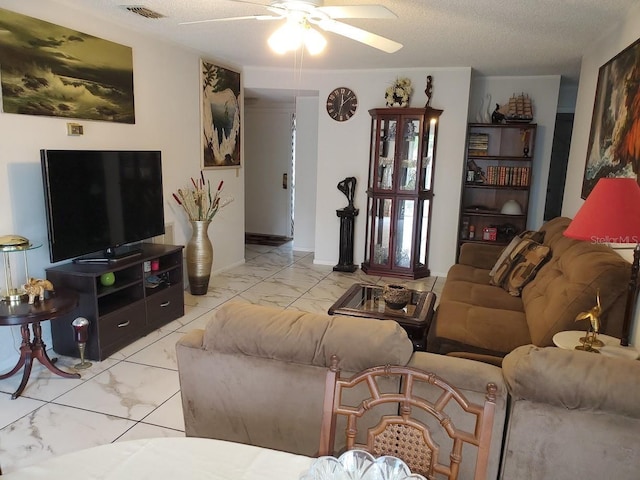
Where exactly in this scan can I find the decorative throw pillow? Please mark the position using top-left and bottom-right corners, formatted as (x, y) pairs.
(504, 239), (551, 296)
(489, 230), (546, 283)
(489, 236), (521, 278)
(519, 229), (545, 244)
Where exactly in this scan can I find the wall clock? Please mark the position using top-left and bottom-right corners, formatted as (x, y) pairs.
(326, 87), (358, 122)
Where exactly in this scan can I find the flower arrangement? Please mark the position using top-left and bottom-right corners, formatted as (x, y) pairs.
(172, 171), (233, 222)
(385, 77), (413, 107)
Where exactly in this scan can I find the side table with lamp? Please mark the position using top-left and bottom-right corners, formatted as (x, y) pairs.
(0, 235), (81, 399)
(563, 177), (640, 354)
(553, 330), (639, 359)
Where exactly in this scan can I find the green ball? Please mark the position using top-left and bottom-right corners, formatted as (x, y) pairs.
(100, 272), (115, 287)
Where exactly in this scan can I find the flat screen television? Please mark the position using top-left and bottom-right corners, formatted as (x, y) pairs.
(40, 149), (165, 263)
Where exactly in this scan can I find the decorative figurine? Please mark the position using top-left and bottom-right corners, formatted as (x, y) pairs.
(521, 128), (532, 157)
(23, 278), (54, 304)
(491, 104), (506, 124)
(425, 75), (433, 107)
(575, 290), (604, 351)
(334, 177), (358, 273)
(337, 176), (357, 211)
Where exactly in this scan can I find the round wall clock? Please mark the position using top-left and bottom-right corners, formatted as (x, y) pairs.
(326, 87), (358, 122)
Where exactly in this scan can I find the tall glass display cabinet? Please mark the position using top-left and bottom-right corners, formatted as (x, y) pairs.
(361, 106), (443, 279)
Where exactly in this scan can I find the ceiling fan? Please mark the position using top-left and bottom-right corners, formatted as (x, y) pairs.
(180, 0), (403, 54)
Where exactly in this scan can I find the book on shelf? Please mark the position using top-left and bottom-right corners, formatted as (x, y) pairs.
(482, 166), (530, 186)
(467, 133), (489, 156)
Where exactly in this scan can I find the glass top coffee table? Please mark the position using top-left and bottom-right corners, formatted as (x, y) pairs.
(328, 283), (436, 351)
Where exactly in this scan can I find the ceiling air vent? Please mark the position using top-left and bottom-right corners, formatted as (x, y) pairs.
(122, 5), (165, 19)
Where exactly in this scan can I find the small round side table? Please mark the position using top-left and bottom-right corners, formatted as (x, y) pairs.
(553, 330), (639, 360)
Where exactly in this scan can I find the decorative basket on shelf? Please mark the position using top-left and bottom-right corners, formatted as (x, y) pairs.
(382, 284), (412, 310)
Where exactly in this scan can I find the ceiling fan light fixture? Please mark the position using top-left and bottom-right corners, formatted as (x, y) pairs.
(268, 18), (303, 54)
(268, 17), (326, 55)
(304, 25), (326, 55)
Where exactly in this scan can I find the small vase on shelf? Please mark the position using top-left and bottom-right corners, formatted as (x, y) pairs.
(186, 220), (213, 295)
(483, 93), (492, 123)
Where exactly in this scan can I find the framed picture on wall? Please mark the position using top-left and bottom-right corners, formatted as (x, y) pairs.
(201, 59), (241, 169)
(581, 37), (640, 198)
(0, 7), (134, 123)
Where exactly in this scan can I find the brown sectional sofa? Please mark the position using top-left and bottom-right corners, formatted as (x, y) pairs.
(427, 216), (630, 364)
(176, 302), (640, 480)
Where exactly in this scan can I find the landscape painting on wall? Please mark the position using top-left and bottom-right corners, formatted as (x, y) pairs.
(201, 59), (241, 168)
(582, 37), (640, 198)
(0, 8), (135, 123)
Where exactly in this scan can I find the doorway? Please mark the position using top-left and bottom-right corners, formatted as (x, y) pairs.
(244, 99), (295, 243)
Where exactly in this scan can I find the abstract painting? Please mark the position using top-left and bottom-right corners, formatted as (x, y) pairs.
(0, 8), (134, 123)
(201, 59), (241, 168)
(582, 37), (640, 198)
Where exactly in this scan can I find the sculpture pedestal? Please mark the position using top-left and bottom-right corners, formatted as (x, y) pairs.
(334, 207), (359, 273)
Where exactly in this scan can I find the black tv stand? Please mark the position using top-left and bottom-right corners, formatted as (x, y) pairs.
(73, 246), (142, 264)
(47, 244), (184, 361)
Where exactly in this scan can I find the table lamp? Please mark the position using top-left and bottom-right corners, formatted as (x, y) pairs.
(0, 234), (32, 303)
(563, 178), (640, 346)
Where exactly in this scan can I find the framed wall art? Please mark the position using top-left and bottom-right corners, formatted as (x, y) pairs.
(582, 37), (640, 198)
(201, 59), (241, 169)
(0, 7), (134, 123)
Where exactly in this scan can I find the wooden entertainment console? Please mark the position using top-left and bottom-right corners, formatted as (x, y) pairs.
(46, 244), (184, 361)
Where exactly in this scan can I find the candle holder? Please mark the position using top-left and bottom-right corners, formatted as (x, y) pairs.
(71, 317), (92, 369)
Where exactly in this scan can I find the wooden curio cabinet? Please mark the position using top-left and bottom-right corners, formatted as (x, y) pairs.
(361, 107), (443, 279)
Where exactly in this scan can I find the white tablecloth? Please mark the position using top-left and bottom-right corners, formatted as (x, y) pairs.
(3, 437), (315, 479)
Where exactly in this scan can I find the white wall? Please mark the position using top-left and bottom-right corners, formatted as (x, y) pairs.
(244, 66), (473, 276)
(294, 96), (319, 252)
(562, 2), (640, 347)
(0, 0), (244, 370)
(470, 76), (562, 230)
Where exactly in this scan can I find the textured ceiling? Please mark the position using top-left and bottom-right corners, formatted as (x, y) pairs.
(52, 0), (636, 83)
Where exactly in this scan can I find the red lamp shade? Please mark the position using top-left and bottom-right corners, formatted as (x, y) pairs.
(564, 178), (640, 243)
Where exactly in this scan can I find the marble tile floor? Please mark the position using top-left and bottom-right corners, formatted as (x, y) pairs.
(0, 242), (445, 473)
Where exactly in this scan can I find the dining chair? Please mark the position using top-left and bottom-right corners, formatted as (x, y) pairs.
(318, 355), (497, 480)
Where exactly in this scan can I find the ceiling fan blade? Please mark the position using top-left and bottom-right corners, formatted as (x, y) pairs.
(316, 5), (397, 19)
(317, 19), (402, 53)
(179, 14), (280, 25)
(227, 0), (273, 6)
(266, 5), (289, 16)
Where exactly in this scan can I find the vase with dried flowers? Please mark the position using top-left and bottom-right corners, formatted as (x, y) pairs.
(385, 77), (413, 107)
(173, 172), (233, 295)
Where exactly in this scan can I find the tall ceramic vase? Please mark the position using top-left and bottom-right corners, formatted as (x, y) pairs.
(186, 220), (213, 295)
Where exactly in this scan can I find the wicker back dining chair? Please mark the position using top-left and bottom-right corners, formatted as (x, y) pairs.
(318, 355), (497, 480)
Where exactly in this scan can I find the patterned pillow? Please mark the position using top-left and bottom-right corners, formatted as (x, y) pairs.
(489, 230), (546, 280)
(489, 236), (521, 278)
(504, 239), (551, 296)
(490, 238), (551, 296)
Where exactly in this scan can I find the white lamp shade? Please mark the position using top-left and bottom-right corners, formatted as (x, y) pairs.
(501, 199), (522, 215)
